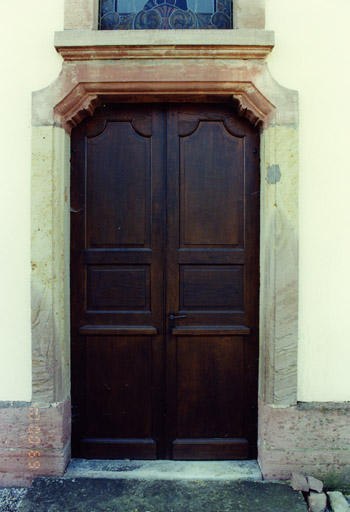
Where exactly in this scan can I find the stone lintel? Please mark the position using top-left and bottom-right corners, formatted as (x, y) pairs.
(32, 57), (298, 130)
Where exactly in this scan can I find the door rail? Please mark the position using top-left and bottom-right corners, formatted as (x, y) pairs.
(79, 325), (157, 335)
(171, 325), (250, 336)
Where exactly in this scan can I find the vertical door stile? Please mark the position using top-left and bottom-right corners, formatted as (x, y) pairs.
(241, 127), (260, 458)
(164, 105), (180, 458)
(70, 121), (88, 451)
(150, 106), (166, 457)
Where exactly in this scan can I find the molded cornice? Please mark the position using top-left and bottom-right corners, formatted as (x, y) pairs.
(54, 81), (275, 133)
(52, 29), (276, 131)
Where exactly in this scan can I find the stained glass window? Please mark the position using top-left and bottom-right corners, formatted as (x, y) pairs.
(99, 0), (233, 30)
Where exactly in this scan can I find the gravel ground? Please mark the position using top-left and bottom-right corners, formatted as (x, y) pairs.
(0, 486), (348, 511)
(0, 489), (27, 512)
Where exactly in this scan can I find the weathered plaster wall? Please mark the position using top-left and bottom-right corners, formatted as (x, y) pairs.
(266, 0), (350, 401)
(0, 0), (350, 403)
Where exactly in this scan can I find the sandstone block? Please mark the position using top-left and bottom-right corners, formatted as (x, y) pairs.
(291, 472), (309, 492)
(328, 491), (350, 512)
(307, 475), (324, 493)
(307, 492), (327, 512)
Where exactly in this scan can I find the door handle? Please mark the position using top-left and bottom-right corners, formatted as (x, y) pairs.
(168, 313), (187, 320)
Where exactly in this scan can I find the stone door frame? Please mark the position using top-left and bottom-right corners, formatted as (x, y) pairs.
(23, 0), (299, 485)
(28, 28), (299, 483)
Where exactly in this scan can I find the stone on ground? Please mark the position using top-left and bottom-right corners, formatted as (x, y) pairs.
(307, 491), (327, 512)
(307, 476), (324, 493)
(291, 472), (310, 492)
(328, 491), (350, 512)
(17, 477), (308, 512)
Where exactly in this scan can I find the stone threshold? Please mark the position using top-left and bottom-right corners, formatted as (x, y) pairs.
(65, 459), (262, 481)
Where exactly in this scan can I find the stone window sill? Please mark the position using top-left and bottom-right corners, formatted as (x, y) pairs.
(55, 29), (274, 61)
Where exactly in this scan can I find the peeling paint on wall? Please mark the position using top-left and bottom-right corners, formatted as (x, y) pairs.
(267, 164), (281, 184)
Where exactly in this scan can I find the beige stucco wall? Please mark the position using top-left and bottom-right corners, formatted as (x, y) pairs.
(0, 0), (350, 402)
(0, 0), (64, 401)
(266, 0), (350, 401)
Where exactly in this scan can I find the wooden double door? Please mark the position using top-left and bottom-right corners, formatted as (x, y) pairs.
(71, 103), (260, 460)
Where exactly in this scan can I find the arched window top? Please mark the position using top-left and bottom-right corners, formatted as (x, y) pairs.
(99, 0), (233, 30)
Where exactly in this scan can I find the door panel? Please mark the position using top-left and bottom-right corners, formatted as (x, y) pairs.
(71, 104), (165, 459)
(180, 265), (243, 310)
(177, 336), (244, 438)
(87, 266), (151, 310)
(71, 103), (259, 460)
(165, 105), (259, 459)
(85, 335), (152, 437)
(180, 121), (243, 247)
(87, 121), (152, 248)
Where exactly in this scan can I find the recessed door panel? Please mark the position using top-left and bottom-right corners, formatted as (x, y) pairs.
(180, 265), (243, 310)
(85, 336), (153, 438)
(177, 336), (245, 438)
(180, 121), (244, 248)
(87, 266), (150, 311)
(87, 121), (151, 248)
